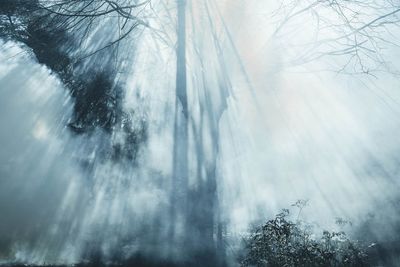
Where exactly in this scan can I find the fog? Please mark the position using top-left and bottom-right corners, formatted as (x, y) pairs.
(1, 0), (400, 265)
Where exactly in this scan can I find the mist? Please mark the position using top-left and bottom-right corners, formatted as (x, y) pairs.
(1, 0), (400, 266)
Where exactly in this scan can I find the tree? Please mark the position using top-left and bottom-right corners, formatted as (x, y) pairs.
(272, 0), (400, 75)
(1, 0), (148, 59)
(0, 1), (148, 155)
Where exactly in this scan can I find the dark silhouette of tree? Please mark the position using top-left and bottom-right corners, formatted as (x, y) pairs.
(0, 1), (148, 159)
(1, 0), (148, 59)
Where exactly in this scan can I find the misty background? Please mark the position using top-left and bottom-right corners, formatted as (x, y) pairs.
(1, 0), (400, 265)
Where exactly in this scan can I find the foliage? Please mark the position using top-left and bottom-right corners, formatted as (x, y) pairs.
(241, 202), (368, 267)
(0, 1), (148, 162)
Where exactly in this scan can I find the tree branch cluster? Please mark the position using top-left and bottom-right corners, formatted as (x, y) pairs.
(274, 0), (400, 75)
(38, 0), (150, 59)
(1, 0), (150, 60)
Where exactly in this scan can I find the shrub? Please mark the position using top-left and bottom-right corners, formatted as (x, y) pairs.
(241, 201), (368, 267)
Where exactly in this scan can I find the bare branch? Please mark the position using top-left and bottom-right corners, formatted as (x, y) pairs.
(273, 0), (400, 75)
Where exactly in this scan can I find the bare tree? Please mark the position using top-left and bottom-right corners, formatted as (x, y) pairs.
(1, 0), (150, 60)
(273, 0), (400, 75)
(38, 0), (150, 59)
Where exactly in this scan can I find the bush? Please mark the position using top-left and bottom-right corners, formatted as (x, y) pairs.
(241, 201), (368, 267)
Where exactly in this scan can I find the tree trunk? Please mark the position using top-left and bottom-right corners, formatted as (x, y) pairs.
(169, 0), (189, 257)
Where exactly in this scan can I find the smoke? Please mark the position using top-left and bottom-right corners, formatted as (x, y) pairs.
(215, 0), (400, 243)
(0, 41), (77, 262)
(1, 0), (400, 265)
